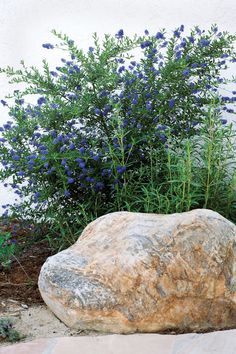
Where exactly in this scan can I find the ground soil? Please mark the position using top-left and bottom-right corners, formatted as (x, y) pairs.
(0, 219), (52, 305)
(0, 219), (87, 346)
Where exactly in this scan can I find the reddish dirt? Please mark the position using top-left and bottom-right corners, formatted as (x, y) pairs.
(0, 219), (53, 305)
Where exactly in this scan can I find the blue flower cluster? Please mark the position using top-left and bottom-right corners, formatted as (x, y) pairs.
(42, 43), (54, 49)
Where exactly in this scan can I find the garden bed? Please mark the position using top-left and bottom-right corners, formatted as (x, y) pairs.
(0, 219), (100, 347)
(0, 219), (71, 345)
(0, 219), (52, 305)
(1, 215), (236, 346)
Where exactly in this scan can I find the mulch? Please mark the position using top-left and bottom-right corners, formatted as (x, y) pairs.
(0, 219), (53, 305)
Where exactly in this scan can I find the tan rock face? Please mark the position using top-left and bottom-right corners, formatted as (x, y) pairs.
(38, 209), (236, 333)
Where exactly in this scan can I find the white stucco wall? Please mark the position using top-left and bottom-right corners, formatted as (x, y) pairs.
(0, 0), (236, 213)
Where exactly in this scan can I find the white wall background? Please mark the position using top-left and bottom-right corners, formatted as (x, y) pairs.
(0, 0), (236, 214)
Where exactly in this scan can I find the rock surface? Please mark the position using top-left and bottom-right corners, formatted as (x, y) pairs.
(38, 209), (236, 333)
(2, 330), (236, 354)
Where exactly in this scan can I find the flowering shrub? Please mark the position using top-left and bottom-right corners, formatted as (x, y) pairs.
(0, 25), (235, 248)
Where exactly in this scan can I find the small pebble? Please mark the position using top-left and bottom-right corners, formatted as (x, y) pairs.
(21, 304), (29, 309)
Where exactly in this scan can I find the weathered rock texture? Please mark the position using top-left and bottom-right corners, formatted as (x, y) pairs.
(38, 209), (236, 333)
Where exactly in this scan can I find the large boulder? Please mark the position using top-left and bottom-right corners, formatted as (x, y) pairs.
(38, 209), (236, 333)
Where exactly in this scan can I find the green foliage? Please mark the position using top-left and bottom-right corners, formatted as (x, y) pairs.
(119, 105), (236, 220)
(0, 25), (235, 249)
(0, 232), (16, 269)
(0, 318), (21, 343)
